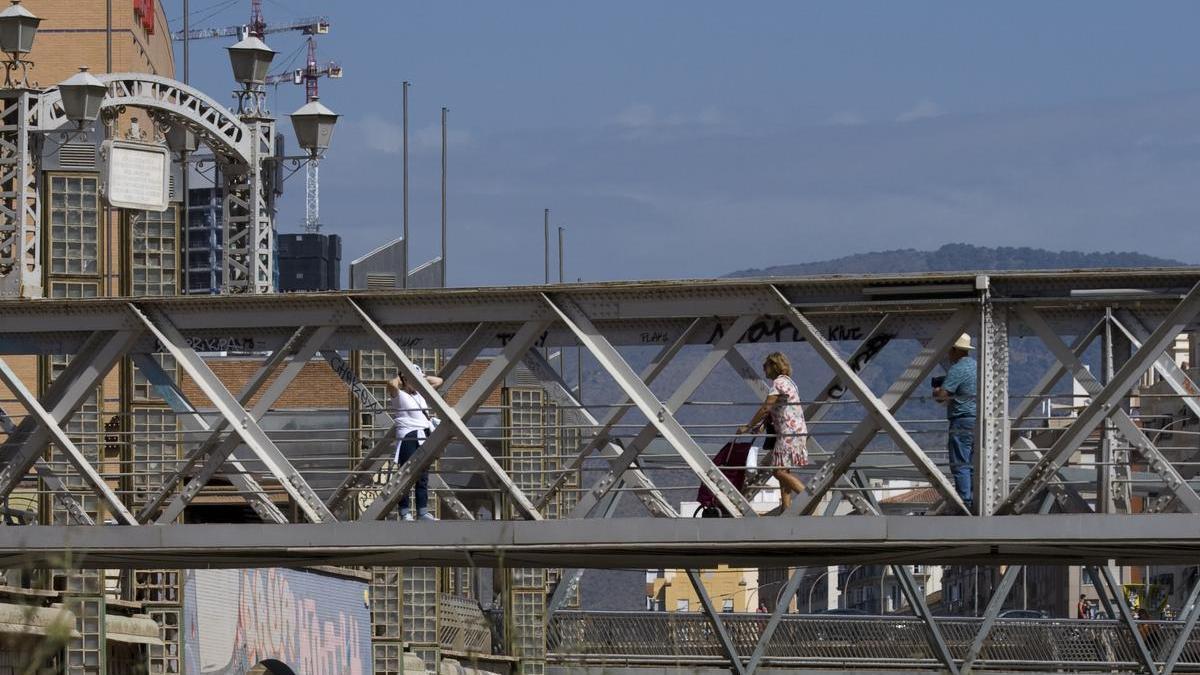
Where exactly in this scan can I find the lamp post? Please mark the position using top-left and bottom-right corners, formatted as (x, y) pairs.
(0, 0), (39, 88)
(289, 99), (339, 157)
(227, 35), (274, 117)
(57, 67), (107, 127)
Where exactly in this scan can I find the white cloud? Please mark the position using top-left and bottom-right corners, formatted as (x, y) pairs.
(359, 114), (404, 153)
(897, 99), (945, 123)
(414, 123), (472, 151)
(356, 114), (471, 154)
(611, 103), (728, 139)
(615, 103), (658, 129)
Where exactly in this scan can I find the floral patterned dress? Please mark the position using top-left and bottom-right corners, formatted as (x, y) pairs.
(766, 375), (808, 469)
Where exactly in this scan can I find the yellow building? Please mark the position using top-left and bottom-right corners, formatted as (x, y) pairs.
(647, 567), (793, 614)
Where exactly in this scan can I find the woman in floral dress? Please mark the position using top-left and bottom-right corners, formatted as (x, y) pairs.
(738, 352), (808, 510)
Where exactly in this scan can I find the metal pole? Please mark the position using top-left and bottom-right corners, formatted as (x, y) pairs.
(106, 0), (112, 73)
(440, 106), (447, 288)
(183, 0), (190, 84)
(401, 81), (409, 288)
(543, 208), (550, 284)
(557, 225), (565, 284)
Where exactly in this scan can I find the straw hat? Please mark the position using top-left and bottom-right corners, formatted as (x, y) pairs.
(953, 333), (975, 351)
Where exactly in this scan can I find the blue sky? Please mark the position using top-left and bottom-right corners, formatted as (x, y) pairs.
(173, 1), (1200, 286)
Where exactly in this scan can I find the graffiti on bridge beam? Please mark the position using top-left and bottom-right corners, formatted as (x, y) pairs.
(496, 329), (550, 348)
(705, 319), (872, 345)
(825, 333), (895, 399)
(154, 335), (260, 353)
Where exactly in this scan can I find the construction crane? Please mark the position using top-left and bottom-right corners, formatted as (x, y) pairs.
(266, 36), (343, 233)
(172, 0), (329, 41)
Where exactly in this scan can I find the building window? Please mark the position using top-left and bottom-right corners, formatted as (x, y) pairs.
(509, 388), (544, 447)
(722, 599), (734, 613)
(676, 599), (689, 612)
(130, 207), (178, 297)
(49, 280), (98, 299)
(49, 175), (100, 276)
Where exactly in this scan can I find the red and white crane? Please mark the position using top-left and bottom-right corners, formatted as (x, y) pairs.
(266, 37), (343, 233)
(171, 0), (329, 42)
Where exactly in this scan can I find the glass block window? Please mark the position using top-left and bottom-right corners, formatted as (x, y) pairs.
(48, 280), (99, 299)
(509, 388), (544, 448)
(360, 349), (440, 383)
(371, 568), (403, 640)
(147, 607), (182, 674)
(48, 176), (100, 276)
(131, 408), (178, 508)
(132, 354), (177, 403)
(130, 207), (178, 297)
(402, 566), (439, 644)
(360, 350), (393, 382)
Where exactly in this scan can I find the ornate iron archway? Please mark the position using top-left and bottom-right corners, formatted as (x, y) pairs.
(0, 73), (276, 298)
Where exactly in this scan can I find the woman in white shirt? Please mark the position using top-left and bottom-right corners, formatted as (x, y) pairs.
(387, 365), (445, 521)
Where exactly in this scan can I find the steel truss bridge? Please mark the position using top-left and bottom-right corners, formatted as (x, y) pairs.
(5, 269), (1200, 674)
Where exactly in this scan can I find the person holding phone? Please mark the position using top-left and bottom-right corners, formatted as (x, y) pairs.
(933, 334), (977, 513)
(387, 365), (445, 521)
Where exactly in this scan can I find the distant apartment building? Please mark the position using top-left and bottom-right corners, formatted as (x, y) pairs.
(278, 232), (342, 292)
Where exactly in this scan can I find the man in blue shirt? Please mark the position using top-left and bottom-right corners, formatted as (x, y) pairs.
(933, 333), (977, 513)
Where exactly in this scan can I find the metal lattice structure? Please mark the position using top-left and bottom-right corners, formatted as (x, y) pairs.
(4, 271), (1200, 672)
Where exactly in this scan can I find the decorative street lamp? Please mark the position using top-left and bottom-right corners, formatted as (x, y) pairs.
(289, 99), (339, 157)
(227, 36), (275, 86)
(0, 0), (40, 87)
(227, 35), (275, 117)
(57, 67), (107, 126)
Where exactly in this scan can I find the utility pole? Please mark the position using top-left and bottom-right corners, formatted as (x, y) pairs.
(557, 226), (564, 283)
(441, 106), (447, 288)
(543, 209), (550, 284)
(402, 81), (409, 288)
(106, 0), (112, 73)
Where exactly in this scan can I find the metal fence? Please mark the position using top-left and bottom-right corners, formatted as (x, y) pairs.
(439, 593), (494, 655)
(548, 611), (1200, 671)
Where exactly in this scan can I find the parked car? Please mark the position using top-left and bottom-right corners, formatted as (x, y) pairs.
(999, 609), (1051, 619)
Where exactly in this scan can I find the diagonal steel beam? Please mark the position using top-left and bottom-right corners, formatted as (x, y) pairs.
(354, 300), (548, 521)
(0, 404), (95, 525)
(772, 287), (971, 515)
(743, 494), (844, 675)
(154, 324), (338, 524)
(1100, 564), (1157, 674)
(687, 569), (748, 675)
(131, 306), (337, 524)
(436, 322), (493, 394)
(960, 494), (1056, 674)
(130, 353), (287, 524)
(1013, 306), (1200, 514)
(544, 293), (756, 517)
(136, 326), (307, 522)
(0, 355), (137, 525)
(524, 349), (677, 519)
(568, 314), (761, 519)
(1111, 310), (1200, 423)
(1009, 318), (1105, 433)
(0, 330), (142, 501)
(534, 318), (708, 512)
(843, 469), (960, 675)
(321, 321), (490, 518)
(1161, 576), (1200, 675)
(999, 280), (1200, 514)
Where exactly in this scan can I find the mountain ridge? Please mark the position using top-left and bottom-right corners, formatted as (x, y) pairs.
(725, 243), (1189, 278)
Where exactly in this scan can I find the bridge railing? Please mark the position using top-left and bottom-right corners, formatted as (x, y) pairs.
(548, 611), (1200, 671)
